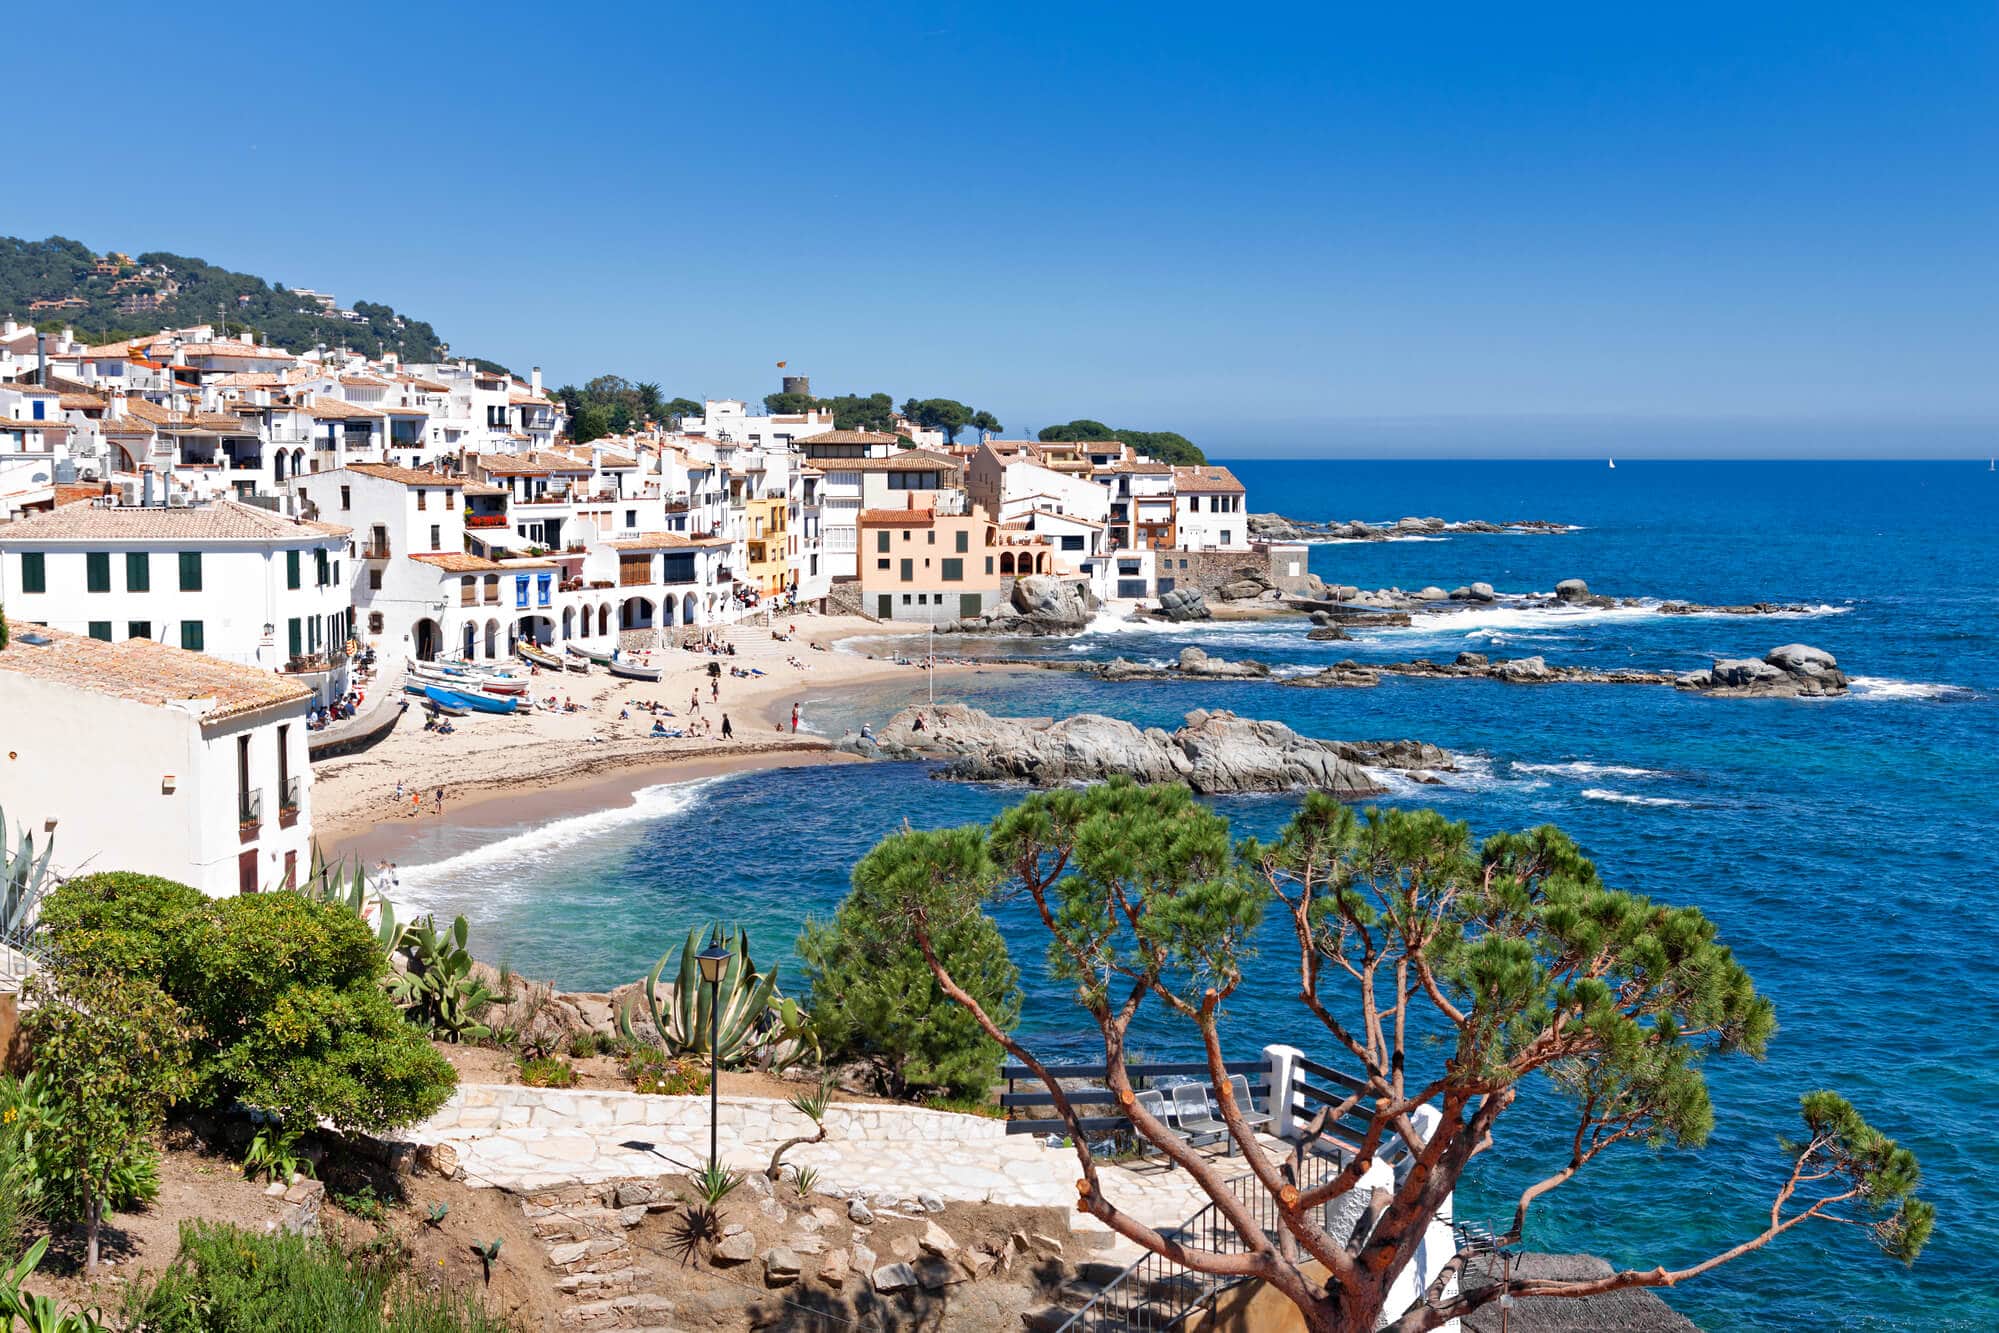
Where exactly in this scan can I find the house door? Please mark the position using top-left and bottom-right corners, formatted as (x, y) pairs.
(877, 595), (892, 619)
(960, 593), (981, 618)
(238, 849), (259, 895)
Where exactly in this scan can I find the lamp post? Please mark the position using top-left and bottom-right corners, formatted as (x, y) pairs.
(696, 929), (732, 1176)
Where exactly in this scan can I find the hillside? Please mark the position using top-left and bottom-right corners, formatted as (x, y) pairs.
(0, 234), (449, 360)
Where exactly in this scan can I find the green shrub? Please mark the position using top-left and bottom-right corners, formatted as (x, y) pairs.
(0, 1079), (38, 1258)
(514, 1056), (575, 1089)
(623, 1049), (707, 1096)
(121, 1220), (515, 1332)
(38, 875), (456, 1135)
(797, 827), (1020, 1098)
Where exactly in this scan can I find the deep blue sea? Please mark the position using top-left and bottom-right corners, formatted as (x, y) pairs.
(392, 461), (1996, 1331)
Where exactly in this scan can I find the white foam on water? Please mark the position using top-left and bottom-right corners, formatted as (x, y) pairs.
(1846, 677), (1973, 701)
(1581, 788), (1691, 808)
(391, 778), (716, 918)
(1515, 761), (1670, 780)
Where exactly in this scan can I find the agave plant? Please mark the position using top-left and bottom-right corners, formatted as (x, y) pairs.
(390, 915), (492, 1042)
(295, 847), (409, 955)
(0, 802), (58, 938)
(621, 922), (792, 1068)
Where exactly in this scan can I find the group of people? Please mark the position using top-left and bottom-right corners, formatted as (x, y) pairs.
(307, 690), (365, 731)
(391, 779), (446, 814)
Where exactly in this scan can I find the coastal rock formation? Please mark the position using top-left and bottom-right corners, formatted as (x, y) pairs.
(1675, 644), (1849, 697)
(949, 574), (1097, 634)
(1657, 600), (1828, 616)
(1285, 653), (1679, 690)
(1155, 586), (1211, 621)
(1247, 513), (1575, 542)
(846, 704), (1452, 795)
(1093, 646), (1272, 682)
(1554, 578), (1593, 604)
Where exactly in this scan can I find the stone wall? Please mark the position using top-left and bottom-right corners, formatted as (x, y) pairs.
(1150, 547), (1276, 595)
(419, 1086), (1008, 1145)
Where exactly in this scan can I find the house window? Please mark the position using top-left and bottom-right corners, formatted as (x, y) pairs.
(339, 485), (351, 510)
(876, 531), (889, 552)
(181, 620), (205, 651)
(985, 557), (994, 575)
(877, 559), (890, 571)
(179, 551), (203, 591)
(87, 621), (111, 641)
(625, 509), (637, 528)
(1220, 531), (1232, 545)
(368, 568), (383, 590)
(941, 558), (963, 582)
(127, 620), (151, 639)
(316, 549), (330, 586)
(927, 531), (935, 545)
(289, 618), (302, 657)
(287, 550), (301, 589)
(429, 525), (441, 551)
(1062, 535), (1085, 551)
(19, 553), (44, 593)
(86, 552), (110, 592)
(899, 559), (913, 582)
(417, 489), (428, 510)
(127, 551), (150, 590)
(368, 612), (384, 633)
(955, 530), (968, 553)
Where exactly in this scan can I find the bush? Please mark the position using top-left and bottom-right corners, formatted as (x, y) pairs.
(797, 827), (1020, 1098)
(121, 1220), (515, 1332)
(0, 1078), (38, 1257)
(514, 1056), (575, 1089)
(623, 1049), (707, 1096)
(39, 875), (456, 1135)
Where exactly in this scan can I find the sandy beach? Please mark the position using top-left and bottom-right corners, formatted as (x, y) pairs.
(311, 612), (1012, 851)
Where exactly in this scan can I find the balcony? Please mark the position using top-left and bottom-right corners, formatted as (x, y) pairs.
(362, 541), (391, 560)
(239, 788), (263, 843)
(282, 649), (348, 674)
(465, 513), (508, 529)
(279, 776), (301, 829)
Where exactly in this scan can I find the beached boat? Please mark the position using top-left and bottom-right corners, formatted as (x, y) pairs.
(562, 654), (590, 673)
(517, 645), (564, 671)
(423, 684), (518, 715)
(607, 659), (664, 682)
(569, 644), (615, 665)
(478, 678), (528, 696)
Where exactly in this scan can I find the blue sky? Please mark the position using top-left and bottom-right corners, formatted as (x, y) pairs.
(11, 2), (1997, 455)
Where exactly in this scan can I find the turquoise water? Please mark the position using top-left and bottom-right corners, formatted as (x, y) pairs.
(392, 461), (1996, 1330)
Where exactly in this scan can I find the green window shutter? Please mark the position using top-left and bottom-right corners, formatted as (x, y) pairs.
(877, 531), (890, 552)
(941, 558), (963, 582)
(899, 558), (913, 582)
(180, 621), (204, 652)
(289, 619), (302, 657)
(87, 621), (111, 642)
(287, 550), (300, 589)
(127, 621), (151, 639)
(126, 551), (150, 591)
(20, 552), (44, 593)
(985, 556), (994, 575)
(179, 551), (203, 591)
(86, 552), (110, 593)
(955, 530), (968, 553)
(316, 549), (330, 587)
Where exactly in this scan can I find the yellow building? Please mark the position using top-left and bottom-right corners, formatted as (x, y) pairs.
(743, 495), (790, 597)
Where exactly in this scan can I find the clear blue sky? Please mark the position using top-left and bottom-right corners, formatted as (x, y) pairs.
(13, 2), (1997, 455)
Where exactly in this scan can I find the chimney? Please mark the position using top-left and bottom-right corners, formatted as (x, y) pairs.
(108, 393), (127, 420)
(142, 470), (155, 508)
(1, 320), (15, 337)
(530, 366), (542, 397)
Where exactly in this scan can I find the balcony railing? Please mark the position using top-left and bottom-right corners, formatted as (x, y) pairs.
(465, 513), (508, 528)
(239, 788), (262, 842)
(279, 776), (301, 829)
(282, 649), (347, 674)
(362, 541), (391, 559)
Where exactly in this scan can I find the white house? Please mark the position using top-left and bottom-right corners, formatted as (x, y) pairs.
(0, 626), (315, 897)
(0, 499), (355, 703)
(1169, 465), (1250, 552)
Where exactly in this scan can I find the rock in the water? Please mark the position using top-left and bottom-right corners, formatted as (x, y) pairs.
(1466, 581), (1497, 602)
(1011, 574), (1093, 626)
(1765, 643), (1838, 676)
(866, 704), (1419, 796)
(1554, 578), (1591, 604)
(1096, 647), (1270, 681)
(1676, 645), (1849, 698)
(1491, 655), (1554, 683)
(1415, 586), (1449, 602)
(1155, 586), (1211, 621)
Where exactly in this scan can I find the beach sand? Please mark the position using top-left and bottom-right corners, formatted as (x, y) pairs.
(311, 612), (1008, 852)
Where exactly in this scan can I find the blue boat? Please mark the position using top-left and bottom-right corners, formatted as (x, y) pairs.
(423, 684), (518, 715)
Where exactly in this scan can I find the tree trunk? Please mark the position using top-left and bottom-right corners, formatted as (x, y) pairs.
(86, 1192), (101, 1273)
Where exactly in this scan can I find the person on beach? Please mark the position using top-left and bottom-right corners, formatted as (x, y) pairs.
(435, 786), (445, 814)
(690, 691), (700, 713)
(710, 678), (719, 702)
(394, 778), (405, 802)
(721, 713), (733, 740)
(790, 702), (800, 733)
(410, 788), (421, 812)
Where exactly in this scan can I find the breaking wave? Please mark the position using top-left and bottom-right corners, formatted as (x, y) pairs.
(1846, 677), (1974, 701)
(1514, 761), (1671, 780)
(1581, 788), (1692, 808)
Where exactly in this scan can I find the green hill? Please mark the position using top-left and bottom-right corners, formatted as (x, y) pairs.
(0, 235), (449, 361)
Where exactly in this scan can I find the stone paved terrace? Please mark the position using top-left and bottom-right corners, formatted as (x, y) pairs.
(400, 1085), (1289, 1251)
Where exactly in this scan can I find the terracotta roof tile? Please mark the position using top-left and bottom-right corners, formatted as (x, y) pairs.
(0, 625), (310, 723)
(0, 498), (349, 542)
(346, 463), (459, 487)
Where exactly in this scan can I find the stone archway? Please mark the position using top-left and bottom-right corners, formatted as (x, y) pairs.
(274, 450), (288, 484)
(562, 606), (575, 640)
(462, 622), (476, 660)
(620, 596), (655, 630)
(598, 603), (612, 637)
(413, 618), (441, 662)
(485, 618), (501, 659)
(1000, 551), (1015, 575)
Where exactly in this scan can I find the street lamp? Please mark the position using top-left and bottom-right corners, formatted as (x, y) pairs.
(696, 929), (732, 1175)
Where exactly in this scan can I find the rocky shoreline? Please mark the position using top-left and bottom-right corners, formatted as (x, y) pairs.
(838, 703), (1453, 795)
(1283, 643), (1849, 697)
(1248, 513), (1577, 542)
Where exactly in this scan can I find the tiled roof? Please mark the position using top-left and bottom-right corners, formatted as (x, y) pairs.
(802, 430), (900, 446)
(0, 420), (70, 435)
(816, 449), (963, 473)
(2, 383), (57, 398)
(477, 451), (591, 476)
(0, 499), (349, 542)
(1172, 465), (1244, 494)
(346, 463), (458, 487)
(608, 532), (728, 550)
(459, 480), (508, 497)
(858, 508), (936, 527)
(121, 400), (251, 432)
(0, 625), (310, 723)
(305, 396), (385, 420)
(409, 552), (504, 573)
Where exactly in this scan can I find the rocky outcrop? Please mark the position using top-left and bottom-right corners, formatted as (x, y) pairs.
(1657, 600), (1828, 616)
(1155, 586), (1211, 621)
(1092, 646), (1272, 682)
(1248, 514), (1575, 542)
(1285, 653), (1678, 690)
(1676, 644), (1849, 697)
(844, 704), (1452, 794)
(949, 574), (1097, 634)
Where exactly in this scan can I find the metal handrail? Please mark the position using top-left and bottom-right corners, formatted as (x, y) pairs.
(1058, 1150), (1341, 1331)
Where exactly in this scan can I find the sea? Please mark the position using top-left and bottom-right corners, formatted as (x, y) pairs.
(386, 460), (1996, 1331)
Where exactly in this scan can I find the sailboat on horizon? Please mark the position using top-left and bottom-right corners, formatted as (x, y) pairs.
(1608, 457), (1616, 470)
